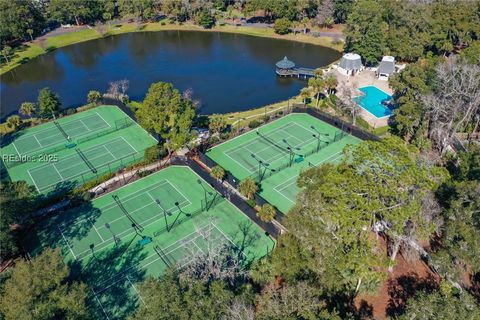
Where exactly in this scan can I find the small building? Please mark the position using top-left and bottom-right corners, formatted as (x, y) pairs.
(338, 53), (363, 76)
(276, 56), (296, 76)
(377, 56), (395, 80)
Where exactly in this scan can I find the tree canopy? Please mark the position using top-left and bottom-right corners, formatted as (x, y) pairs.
(135, 82), (196, 153)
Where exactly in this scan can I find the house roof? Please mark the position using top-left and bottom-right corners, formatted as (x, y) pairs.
(378, 56), (395, 75)
(339, 53), (362, 70)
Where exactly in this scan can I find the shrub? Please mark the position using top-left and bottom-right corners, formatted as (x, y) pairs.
(239, 178), (257, 200)
(196, 9), (215, 29)
(143, 145), (167, 163)
(257, 203), (276, 222)
(210, 165), (225, 181)
(248, 120), (262, 129)
(274, 18), (292, 35)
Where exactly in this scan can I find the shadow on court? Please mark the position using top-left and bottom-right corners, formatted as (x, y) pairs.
(69, 239), (150, 320)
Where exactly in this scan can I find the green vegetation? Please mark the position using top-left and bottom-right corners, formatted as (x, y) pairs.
(135, 81), (196, 154)
(0, 248), (90, 320)
(38, 87), (61, 117)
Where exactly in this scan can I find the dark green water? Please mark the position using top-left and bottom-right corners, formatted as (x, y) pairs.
(0, 31), (340, 119)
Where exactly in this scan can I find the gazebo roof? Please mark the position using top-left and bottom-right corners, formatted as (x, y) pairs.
(339, 53), (363, 70)
(276, 56), (295, 69)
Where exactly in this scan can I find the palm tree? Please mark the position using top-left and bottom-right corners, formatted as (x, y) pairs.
(257, 204), (276, 222)
(87, 90), (102, 105)
(210, 165), (225, 181)
(19, 102), (36, 118)
(1, 46), (12, 63)
(300, 87), (312, 106)
(314, 68), (324, 78)
(325, 74), (338, 95)
(6, 115), (22, 130)
(308, 77), (326, 108)
(26, 29), (34, 42)
(238, 178), (257, 200)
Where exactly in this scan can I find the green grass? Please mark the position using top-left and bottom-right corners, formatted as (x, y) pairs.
(206, 113), (362, 213)
(0, 105), (157, 194)
(26, 166), (274, 319)
(1, 22), (342, 75)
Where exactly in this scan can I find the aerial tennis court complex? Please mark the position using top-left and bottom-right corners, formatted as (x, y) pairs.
(0, 106), (157, 194)
(206, 113), (362, 213)
(26, 166), (273, 319)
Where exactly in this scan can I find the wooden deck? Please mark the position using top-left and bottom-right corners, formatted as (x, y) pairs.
(276, 67), (315, 79)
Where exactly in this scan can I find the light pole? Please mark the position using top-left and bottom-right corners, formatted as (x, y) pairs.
(197, 179), (213, 211)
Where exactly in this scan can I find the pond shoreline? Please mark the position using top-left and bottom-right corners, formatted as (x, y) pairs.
(1, 22), (344, 75)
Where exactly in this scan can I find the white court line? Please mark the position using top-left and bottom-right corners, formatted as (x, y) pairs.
(164, 179), (192, 207)
(211, 223), (247, 258)
(126, 276), (147, 306)
(27, 170), (40, 193)
(73, 198), (191, 261)
(78, 119), (92, 132)
(11, 142), (21, 157)
(102, 145), (117, 160)
(118, 136), (138, 153)
(89, 217), (105, 242)
(33, 135), (43, 148)
(92, 288), (111, 320)
(58, 226), (77, 259)
(95, 112), (112, 129)
(52, 164), (65, 181)
(94, 224), (215, 293)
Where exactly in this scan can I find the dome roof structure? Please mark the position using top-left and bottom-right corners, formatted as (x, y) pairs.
(276, 56), (295, 69)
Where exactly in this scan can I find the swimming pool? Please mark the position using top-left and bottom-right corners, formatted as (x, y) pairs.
(353, 86), (393, 118)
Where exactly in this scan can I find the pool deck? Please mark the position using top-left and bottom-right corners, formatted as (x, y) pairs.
(333, 69), (393, 128)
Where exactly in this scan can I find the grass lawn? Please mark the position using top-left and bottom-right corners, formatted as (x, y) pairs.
(1, 21), (342, 75)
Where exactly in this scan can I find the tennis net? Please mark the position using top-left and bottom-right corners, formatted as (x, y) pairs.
(112, 195), (144, 232)
(75, 148), (97, 174)
(154, 245), (174, 267)
(54, 121), (71, 141)
(256, 131), (291, 154)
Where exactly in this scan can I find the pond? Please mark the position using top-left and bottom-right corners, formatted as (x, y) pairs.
(0, 31), (341, 119)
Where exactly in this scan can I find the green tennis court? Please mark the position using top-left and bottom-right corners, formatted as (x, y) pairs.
(1, 106), (158, 194)
(206, 113), (362, 213)
(11, 112), (111, 156)
(28, 137), (138, 193)
(26, 166), (273, 319)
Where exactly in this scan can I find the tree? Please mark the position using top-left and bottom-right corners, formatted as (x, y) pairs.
(1, 45), (12, 63)
(87, 90), (102, 104)
(19, 102), (36, 117)
(26, 28), (33, 41)
(0, 0), (44, 43)
(337, 82), (360, 125)
(324, 73), (338, 95)
(270, 138), (448, 296)
(136, 82), (196, 154)
(421, 58), (480, 152)
(257, 203), (276, 222)
(432, 180), (480, 286)
(117, 0), (156, 21)
(210, 165), (225, 181)
(300, 87), (311, 106)
(308, 77), (325, 108)
(196, 8), (215, 29)
(5, 115), (21, 129)
(0, 181), (35, 263)
(0, 248), (90, 320)
(208, 114), (228, 134)
(315, 0), (334, 28)
(48, 0), (103, 25)
(344, 0), (387, 66)
(38, 87), (61, 117)
(397, 286), (480, 320)
(131, 272), (236, 320)
(389, 58), (437, 143)
(256, 282), (341, 320)
(238, 178), (257, 200)
(274, 18), (291, 35)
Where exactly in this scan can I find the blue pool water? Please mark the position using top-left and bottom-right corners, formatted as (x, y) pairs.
(353, 86), (393, 118)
